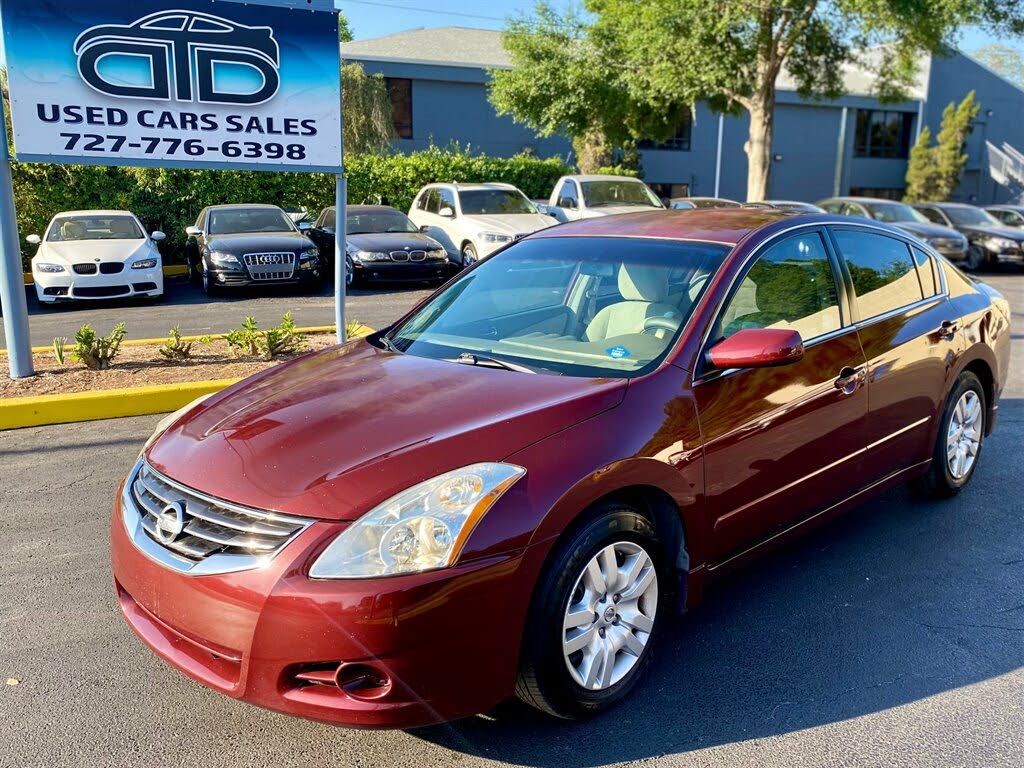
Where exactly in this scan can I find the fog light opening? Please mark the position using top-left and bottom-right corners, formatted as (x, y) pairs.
(335, 662), (392, 700)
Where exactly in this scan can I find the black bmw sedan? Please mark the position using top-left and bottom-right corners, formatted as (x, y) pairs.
(307, 206), (450, 287)
(185, 205), (323, 296)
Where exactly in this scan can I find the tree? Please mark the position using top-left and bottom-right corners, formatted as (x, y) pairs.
(973, 43), (1024, 86)
(341, 63), (395, 155)
(496, 1), (1023, 199)
(904, 126), (938, 202)
(338, 12), (353, 43)
(489, 3), (689, 173)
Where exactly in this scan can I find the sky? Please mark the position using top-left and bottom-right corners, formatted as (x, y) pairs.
(0, 0), (1019, 67)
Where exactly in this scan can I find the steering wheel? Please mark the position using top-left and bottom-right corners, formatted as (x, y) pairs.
(642, 316), (681, 336)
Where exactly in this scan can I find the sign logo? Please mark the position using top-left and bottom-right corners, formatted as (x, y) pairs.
(154, 500), (188, 544)
(74, 10), (281, 105)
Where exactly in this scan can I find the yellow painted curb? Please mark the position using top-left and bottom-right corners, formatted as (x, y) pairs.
(23, 264), (190, 285)
(2, 324), (373, 355)
(0, 379), (241, 431)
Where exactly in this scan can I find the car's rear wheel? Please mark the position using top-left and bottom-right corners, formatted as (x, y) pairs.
(516, 502), (669, 719)
(461, 242), (478, 267)
(912, 370), (986, 498)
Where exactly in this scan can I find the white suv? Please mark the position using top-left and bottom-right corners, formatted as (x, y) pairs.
(408, 183), (557, 267)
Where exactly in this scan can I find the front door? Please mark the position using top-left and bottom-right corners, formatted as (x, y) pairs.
(693, 229), (869, 561)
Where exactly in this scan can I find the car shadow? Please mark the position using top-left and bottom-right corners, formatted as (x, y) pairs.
(408, 399), (1024, 767)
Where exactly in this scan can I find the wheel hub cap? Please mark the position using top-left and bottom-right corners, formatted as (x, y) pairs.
(562, 541), (658, 691)
(947, 390), (982, 480)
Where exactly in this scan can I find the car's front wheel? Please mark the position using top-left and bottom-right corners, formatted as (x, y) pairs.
(965, 245), (985, 271)
(461, 242), (478, 267)
(516, 502), (668, 719)
(912, 370), (986, 498)
(201, 266), (219, 297)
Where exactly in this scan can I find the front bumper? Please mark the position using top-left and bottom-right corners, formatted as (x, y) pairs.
(353, 259), (449, 283)
(110, 486), (540, 728)
(209, 263), (322, 289)
(34, 266), (163, 302)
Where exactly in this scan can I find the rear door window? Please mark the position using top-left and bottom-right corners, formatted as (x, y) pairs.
(832, 229), (924, 320)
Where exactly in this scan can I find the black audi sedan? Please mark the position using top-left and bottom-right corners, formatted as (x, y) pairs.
(185, 205), (323, 296)
(817, 196), (971, 267)
(307, 205), (449, 287)
(913, 202), (1024, 270)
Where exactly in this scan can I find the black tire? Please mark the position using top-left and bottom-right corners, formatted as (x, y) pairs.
(965, 245), (984, 272)
(911, 370), (986, 499)
(201, 266), (219, 297)
(188, 252), (201, 286)
(461, 242), (478, 268)
(515, 502), (672, 719)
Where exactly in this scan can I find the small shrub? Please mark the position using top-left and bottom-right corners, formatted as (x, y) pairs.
(259, 311), (306, 360)
(345, 320), (371, 339)
(226, 316), (261, 357)
(159, 326), (210, 361)
(73, 322), (126, 370)
(52, 337), (67, 365)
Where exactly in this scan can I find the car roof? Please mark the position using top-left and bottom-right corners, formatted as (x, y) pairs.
(563, 175), (647, 183)
(52, 210), (137, 217)
(206, 203), (284, 211)
(532, 207), (807, 246)
(425, 182), (519, 191)
(822, 196), (906, 205)
(920, 201), (975, 209)
(343, 205), (402, 215)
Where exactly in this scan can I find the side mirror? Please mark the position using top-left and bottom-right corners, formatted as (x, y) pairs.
(25, 234), (41, 245)
(297, 221), (312, 232)
(419, 225), (431, 233)
(558, 198), (576, 209)
(185, 225), (202, 237)
(708, 328), (804, 370)
(439, 207), (455, 218)
(150, 231), (166, 242)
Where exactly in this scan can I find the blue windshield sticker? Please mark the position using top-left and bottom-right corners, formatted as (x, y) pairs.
(606, 345), (631, 359)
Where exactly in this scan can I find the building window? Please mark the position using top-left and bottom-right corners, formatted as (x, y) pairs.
(386, 78), (413, 139)
(639, 114), (692, 152)
(854, 110), (915, 158)
(849, 187), (905, 200)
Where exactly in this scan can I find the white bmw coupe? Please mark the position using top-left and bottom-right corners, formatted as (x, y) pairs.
(28, 210), (166, 304)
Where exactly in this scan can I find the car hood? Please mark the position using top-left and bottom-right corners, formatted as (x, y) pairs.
(891, 221), (963, 240)
(957, 224), (1024, 241)
(147, 342), (626, 521)
(206, 232), (313, 253)
(467, 213), (557, 235)
(347, 232), (443, 252)
(582, 204), (663, 218)
(36, 239), (151, 264)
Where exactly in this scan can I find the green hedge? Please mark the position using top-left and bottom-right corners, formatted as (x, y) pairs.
(11, 145), (572, 267)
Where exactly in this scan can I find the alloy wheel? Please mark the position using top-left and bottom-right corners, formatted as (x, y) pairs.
(562, 541), (658, 691)
(947, 390), (982, 480)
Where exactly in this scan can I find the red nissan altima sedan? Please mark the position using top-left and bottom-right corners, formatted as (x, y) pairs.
(112, 209), (1010, 728)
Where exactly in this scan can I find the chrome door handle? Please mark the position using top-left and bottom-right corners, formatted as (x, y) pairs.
(834, 366), (866, 395)
(937, 319), (960, 339)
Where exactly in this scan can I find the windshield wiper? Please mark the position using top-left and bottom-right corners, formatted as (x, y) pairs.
(452, 352), (537, 374)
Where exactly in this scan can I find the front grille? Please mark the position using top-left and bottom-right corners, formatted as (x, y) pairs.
(242, 252), (296, 281)
(73, 263), (98, 275)
(74, 285), (130, 297)
(100, 262), (125, 274)
(389, 249), (427, 262)
(125, 461), (312, 574)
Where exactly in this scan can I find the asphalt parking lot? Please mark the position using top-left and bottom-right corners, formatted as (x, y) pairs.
(0, 277), (436, 347)
(1, 273), (1023, 767)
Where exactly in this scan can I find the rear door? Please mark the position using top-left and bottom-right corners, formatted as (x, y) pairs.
(828, 226), (963, 482)
(694, 228), (870, 561)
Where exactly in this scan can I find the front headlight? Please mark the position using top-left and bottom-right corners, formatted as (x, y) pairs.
(131, 258), (158, 270)
(301, 247), (320, 260)
(988, 237), (1018, 251)
(140, 393), (215, 456)
(481, 232), (513, 244)
(427, 248), (447, 261)
(355, 250), (389, 262)
(309, 463), (526, 579)
(208, 250), (240, 266)
(35, 262), (65, 273)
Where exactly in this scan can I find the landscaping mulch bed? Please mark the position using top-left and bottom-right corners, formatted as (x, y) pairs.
(1, 334), (339, 399)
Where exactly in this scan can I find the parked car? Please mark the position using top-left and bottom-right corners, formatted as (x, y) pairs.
(114, 208), (1008, 729)
(818, 197), (970, 266)
(184, 204), (323, 296)
(985, 204), (1024, 229)
(408, 183), (556, 267)
(27, 210), (165, 305)
(307, 205), (450, 287)
(912, 202), (1024, 269)
(546, 175), (664, 222)
(746, 200), (825, 213)
(669, 197), (741, 209)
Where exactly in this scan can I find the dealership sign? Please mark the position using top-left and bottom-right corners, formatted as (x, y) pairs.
(0, 0), (342, 171)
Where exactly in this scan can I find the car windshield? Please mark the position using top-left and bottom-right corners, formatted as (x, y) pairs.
(47, 215), (143, 241)
(208, 208), (295, 235)
(865, 202), (929, 224)
(386, 236), (731, 378)
(945, 206), (1001, 227)
(459, 189), (537, 216)
(581, 180), (663, 208)
(347, 210), (418, 234)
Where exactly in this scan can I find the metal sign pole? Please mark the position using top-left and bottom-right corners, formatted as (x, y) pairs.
(334, 172), (347, 344)
(0, 93), (33, 379)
